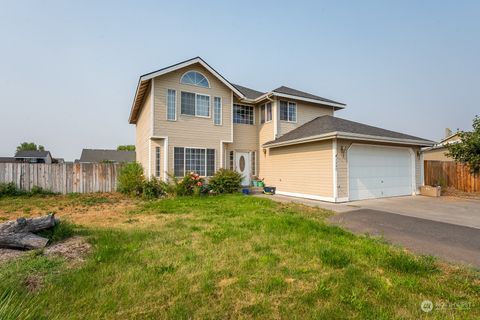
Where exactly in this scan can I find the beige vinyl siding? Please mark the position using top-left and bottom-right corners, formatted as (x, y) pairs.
(230, 99), (258, 151)
(257, 101), (276, 178)
(135, 85), (151, 175)
(153, 63), (232, 141)
(150, 63), (233, 175)
(262, 140), (333, 197)
(277, 97), (334, 137)
(232, 124), (258, 150)
(423, 148), (453, 161)
(336, 139), (424, 199)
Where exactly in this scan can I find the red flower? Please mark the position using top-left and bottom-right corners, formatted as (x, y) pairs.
(197, 182), (202, 186)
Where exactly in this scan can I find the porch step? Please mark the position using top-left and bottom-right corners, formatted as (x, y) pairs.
(248, 187), (265, 195)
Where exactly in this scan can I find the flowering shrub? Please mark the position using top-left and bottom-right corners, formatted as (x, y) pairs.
(171, 172), (205, 196)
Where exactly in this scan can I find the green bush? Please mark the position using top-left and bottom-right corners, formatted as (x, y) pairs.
(208, 169), (242, 194)
(0, 183), (55, 197)
(0, 183), (22, 197)
(142, 178), (166, 199)
(117, 162), (145, 196)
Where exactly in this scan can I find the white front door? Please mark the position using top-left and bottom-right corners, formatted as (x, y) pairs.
(235, 152), (251, 186)
(348, 145), (414, 201)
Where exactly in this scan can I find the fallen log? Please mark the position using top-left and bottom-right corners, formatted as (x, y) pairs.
(0, 214), (57, 250)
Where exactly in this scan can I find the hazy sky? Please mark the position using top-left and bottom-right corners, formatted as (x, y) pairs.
(0, 1), (478, 160)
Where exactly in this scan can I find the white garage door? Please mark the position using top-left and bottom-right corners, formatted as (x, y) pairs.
(348, 145), (413, 201)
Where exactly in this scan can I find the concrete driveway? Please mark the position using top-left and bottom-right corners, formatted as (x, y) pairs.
(257, 194), (480, 268)
(343, 196), (480, 229)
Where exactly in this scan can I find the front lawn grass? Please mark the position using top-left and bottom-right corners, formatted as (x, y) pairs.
(0, 194), (479, 319)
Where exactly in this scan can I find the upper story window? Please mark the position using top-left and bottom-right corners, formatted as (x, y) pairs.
(214, 97), (222, 125)
(233, 104), (254, 125)
(180, 71), (210, 88)
(260, 103), (272, 124)
(181, 91), (210, 117)
(280, 101), (297, 122)
(167, 89), (176, 121)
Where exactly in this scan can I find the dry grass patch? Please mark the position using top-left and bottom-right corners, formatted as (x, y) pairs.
(0, 194), (478, 319)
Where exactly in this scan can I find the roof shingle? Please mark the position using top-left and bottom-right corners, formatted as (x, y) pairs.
(79, 149), (136, 163)
(264, 115), (433, 146)
(273, 86), (345, 106)
(232, 84), (265, 100)
(14, 151), (50, 158)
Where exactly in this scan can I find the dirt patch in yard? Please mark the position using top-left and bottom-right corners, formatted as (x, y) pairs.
(0, 236), (91, 267)
(0, 248), (27, 264)
(44, 236), (91, 267)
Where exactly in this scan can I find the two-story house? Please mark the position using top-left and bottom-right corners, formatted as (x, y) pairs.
(129, 57), (433, 202)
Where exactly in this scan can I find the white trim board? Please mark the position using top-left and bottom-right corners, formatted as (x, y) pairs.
(276, 191), (336, 203)
(140, 57), (244, 98)
(264, 131), (434, 149)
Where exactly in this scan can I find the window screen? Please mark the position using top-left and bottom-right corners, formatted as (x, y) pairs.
(155, 147), (161, 178)
(214, 97), (222, 125)
(196, 94), (210, 117)
(185, 148), (206, 176)
(167, 89), (176, 121)
(233, 104), (254, 125)
(207, 149), (215, 176)
(174, 147), (185, 176)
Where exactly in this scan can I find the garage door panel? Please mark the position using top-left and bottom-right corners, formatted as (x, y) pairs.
(348, 145), (413, 201)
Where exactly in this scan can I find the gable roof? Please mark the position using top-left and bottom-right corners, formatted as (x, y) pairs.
(264, 115), (434, 148)
(273, 86), (345, 107)
(129, 57), (348, 123)
(129, 57), (245, 124)
(232, 84), (265, 100)
(79, 149), (136, 163)
(14, 150), (51, 158)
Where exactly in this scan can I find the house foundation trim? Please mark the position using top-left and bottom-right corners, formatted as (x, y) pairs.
(276, 191), (336, 203)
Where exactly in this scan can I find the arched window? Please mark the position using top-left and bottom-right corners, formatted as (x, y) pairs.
(180, 71), (210, 88)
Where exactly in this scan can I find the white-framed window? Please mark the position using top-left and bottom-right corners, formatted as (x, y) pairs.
(266, 102), (272, 122)
(155, 147), (161, 178)
(229, 151), (234, 170)
(260, 103), (272, 124)
(196, 94), (210, 117)
(180, 71), (210, 88)
(233, 104), (254, 125)
(280, 100), (297, 122)
(173, 147), (216, 177)
(214, 97), (222, 125)
(167, 89), (176, 121)
(181, 91), (210, 118)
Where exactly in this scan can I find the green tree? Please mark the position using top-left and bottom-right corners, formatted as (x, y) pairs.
(446, 115), (480, 174)
(117, 145), (135, 151)
(16, 142), (45, 153)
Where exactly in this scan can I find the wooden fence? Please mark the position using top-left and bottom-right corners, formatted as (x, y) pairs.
(424, 160), (480, 193)
(0, 163), (123, 194)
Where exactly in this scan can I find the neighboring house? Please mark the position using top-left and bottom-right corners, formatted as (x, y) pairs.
(422, 130), (461, 161)
(129, 57), (433, 202)
(0, 157), (16, 163)
(14, 151), (53, 164)
(78, 149), (136, 163)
